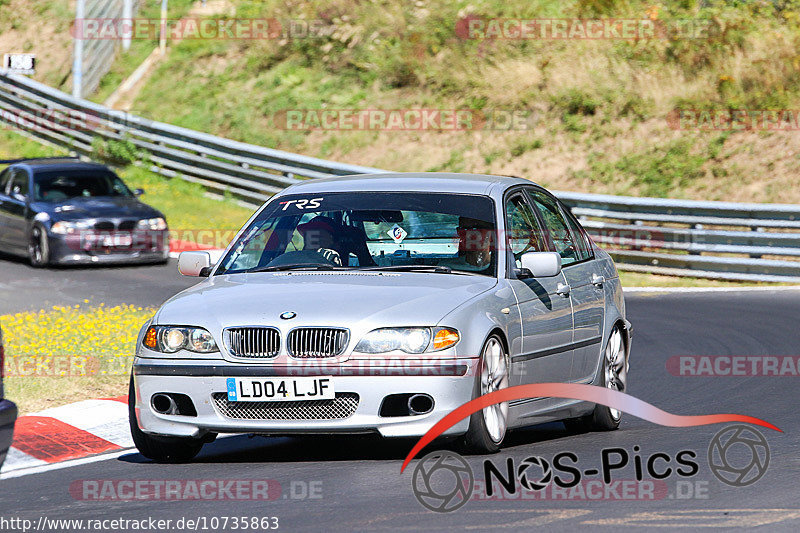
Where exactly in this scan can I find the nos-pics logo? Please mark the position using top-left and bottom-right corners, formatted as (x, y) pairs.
(411, 424), (770, 513)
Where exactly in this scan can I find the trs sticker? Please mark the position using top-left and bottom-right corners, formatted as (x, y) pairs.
(226, 378), (238, 401)
(279, 197), (323, 211)
(388, 224), (408, 244)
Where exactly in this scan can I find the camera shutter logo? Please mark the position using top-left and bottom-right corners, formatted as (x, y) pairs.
(411, 451), (473, 513)
(517, 456), (553, 491)
(708, 424), (770, 487)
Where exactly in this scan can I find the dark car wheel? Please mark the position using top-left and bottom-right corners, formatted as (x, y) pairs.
(28, 224), (50, 267)
(128, 377), (204, 463)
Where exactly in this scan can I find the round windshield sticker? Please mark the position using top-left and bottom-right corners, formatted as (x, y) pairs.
(388, 224), (408, 244)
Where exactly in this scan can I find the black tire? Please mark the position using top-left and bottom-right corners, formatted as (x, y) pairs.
(128, 377), (203, 463)
(461, 335), (509, 454)
(28, 224), (50, 267)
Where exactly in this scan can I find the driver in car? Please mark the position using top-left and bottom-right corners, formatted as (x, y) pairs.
(297, 216), (344, 266)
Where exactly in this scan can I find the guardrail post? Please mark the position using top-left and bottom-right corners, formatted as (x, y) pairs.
(72, 0), (86, 98)
(123, 0), (133, 51)
(159, 0), (168, 52)
(689, 223), (703, 255)
(749, 226), (764, 258)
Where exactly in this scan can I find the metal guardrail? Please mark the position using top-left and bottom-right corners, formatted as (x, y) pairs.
(1, 71), (799, 282)
(554, 191), (800, 282)
(0, 71), (383, 203)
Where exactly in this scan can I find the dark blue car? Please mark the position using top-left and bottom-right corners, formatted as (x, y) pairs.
(0, 158), (169, 266)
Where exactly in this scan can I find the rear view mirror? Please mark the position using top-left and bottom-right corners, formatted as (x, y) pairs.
(350, 210), (404, 223)
(178, 251), (212, 277)
(519, 251), (562, 278)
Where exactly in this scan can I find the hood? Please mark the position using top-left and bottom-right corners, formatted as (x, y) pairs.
(155, 271), (497, 332)
(35, 196), (162, 221)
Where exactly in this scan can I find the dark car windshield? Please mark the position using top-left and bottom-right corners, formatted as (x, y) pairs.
(33, 169), (132, 202)
(216, 192), (497, 277)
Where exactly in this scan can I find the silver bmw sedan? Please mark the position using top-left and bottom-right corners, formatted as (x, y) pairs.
(129, 173), (631, 462)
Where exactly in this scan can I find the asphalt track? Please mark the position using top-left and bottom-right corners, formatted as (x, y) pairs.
(1, 259), (799, 531)
(0, 252), (196, 314)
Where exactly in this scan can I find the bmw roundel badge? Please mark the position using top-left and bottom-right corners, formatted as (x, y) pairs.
(280, 311), (297, 320)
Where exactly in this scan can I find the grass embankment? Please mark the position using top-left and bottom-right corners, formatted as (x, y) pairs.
(116, 0), (800, 204)
(2, 304), (155, 414)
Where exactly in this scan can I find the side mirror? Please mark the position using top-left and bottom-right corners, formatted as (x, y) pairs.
(133, 188), (145, 197)
(178, 251), (212, 277)
(519, 251), (562, 278)
(11, 186), (26, 202)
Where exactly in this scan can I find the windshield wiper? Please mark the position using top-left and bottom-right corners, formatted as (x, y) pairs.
(248, 263), (347, 273)
(361, 265), (453, 274)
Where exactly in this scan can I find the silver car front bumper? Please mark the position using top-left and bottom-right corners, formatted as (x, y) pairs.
(132, 358), (478, 439)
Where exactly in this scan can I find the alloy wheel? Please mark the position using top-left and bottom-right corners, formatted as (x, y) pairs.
(480, 337), (509, 443)
(604, 327), (627, 421)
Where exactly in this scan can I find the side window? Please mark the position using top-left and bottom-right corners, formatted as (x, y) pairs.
(527, 189), (580, 266)
(560, 204), (594, 262)
(8, 169), (29, 197)
(504, 193), (546, 268)
(0, 168), (10, 193)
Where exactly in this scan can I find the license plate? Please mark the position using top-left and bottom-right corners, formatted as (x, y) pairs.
(97, 234), (133, 247)
(111, 234), (133, 247)
(226, 377), (334, 402)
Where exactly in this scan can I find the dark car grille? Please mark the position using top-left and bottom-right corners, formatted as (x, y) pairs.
(93, 221), (115, 231)
(288, 328), (348, 358)
(118, 220), (137, 231)
(212, 393), (359, 420)
(224, 327), (280, 358)
(92, 219), (139, 231)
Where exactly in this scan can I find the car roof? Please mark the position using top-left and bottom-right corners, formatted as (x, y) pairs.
(282, 172), (537, 195)
(10, 158), (109, 173)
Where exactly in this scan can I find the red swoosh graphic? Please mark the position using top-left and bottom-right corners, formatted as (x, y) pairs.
(400, 383), (781, 473)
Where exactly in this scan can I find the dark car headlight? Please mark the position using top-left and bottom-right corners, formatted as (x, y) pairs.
(50, 221), (93, 234)
(143, 326), (218, 353)
(137, 217), (167, 231)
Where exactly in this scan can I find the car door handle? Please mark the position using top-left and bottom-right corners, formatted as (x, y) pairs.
(592, 274), (605, 288)
(556, 283), (571, 297)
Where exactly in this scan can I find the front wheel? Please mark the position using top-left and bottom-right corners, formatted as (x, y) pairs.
(462, 335), (509, 454)
(128, 377), (203, 463)
(28, 224), (50, 267)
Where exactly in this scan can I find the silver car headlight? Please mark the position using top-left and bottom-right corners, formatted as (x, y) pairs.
(143, 325), (218, 353)
(354, 327), (460, 354)
(51, 220), (93, 234)
(137, 217), (167, 230)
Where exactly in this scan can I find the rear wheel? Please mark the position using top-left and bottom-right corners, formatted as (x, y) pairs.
(565, 325), (627, 432)
(28, 224), (49, 267)
(128, 377), (203, 463)
(462, 335), (509, 454)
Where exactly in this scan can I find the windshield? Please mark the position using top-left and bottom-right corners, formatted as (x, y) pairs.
(33, 169), (132, 202)
(217, 192), (497, 276)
